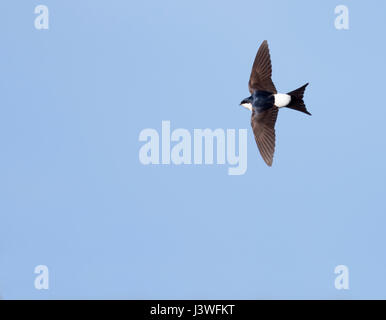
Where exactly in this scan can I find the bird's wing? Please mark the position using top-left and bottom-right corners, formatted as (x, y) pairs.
(248, 40), (277, 94)
(251, 107), (278, 166)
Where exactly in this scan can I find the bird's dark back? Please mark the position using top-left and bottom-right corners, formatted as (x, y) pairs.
(252, 90), (275, 112)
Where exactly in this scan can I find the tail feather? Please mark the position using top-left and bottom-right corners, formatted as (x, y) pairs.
(286, 83), (311, 115)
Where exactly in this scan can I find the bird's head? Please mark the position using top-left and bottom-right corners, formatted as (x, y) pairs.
(240, 96), (253, 111)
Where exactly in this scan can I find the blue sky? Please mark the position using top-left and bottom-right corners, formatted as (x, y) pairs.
(1, 0), (386, 299)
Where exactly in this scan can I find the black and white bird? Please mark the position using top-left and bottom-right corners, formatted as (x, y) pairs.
(240, 40), (311, 166)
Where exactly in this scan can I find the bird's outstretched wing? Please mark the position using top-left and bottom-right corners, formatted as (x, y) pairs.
(251, 107), (278, 166)
(248, 40), (277, 94)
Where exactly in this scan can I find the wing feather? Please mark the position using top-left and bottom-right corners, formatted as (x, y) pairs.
(251, 107), (279, 166)
(248, 40), (277, 94)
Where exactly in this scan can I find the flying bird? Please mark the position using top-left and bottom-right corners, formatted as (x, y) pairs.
(240, 40), (311, 166)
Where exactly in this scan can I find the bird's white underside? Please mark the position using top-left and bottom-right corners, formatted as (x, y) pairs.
(274, 93), (291, 108)
(241, 93), (291, 111)
(241, 103), (253, 111)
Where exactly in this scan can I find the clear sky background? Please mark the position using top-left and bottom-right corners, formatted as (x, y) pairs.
(1, 0), (386, 299)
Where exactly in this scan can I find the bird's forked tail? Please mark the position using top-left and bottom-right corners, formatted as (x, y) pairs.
(286, 83), (311, 115)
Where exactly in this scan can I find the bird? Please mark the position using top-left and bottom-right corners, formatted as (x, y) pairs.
(240, 40), (311, 166)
